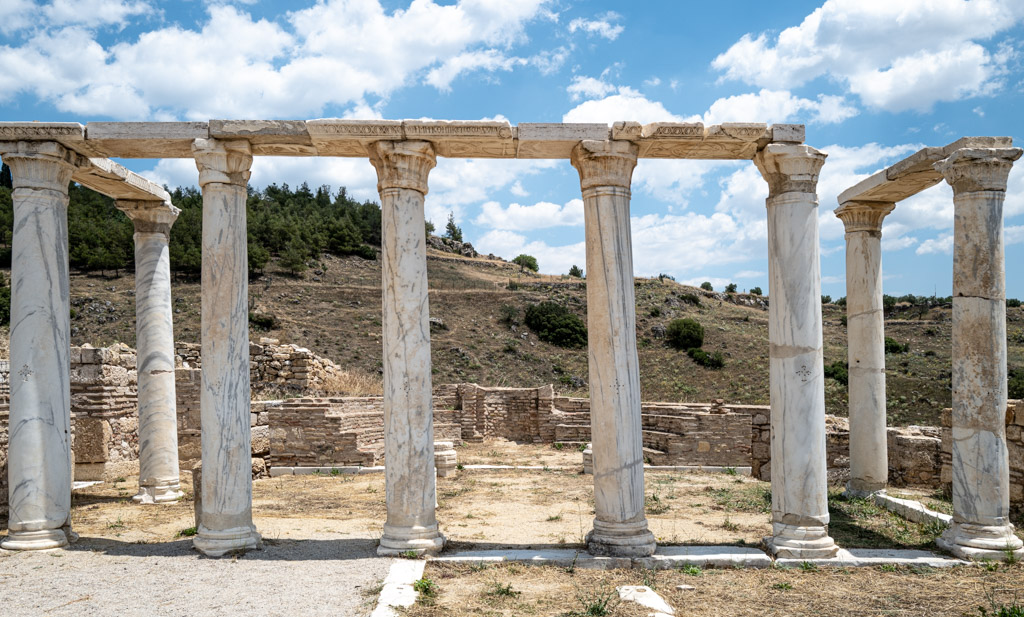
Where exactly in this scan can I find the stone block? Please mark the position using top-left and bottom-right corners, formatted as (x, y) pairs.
(74, 417), (111, 463)
(251, 425), (270, 457)
(252, 458), (267, 479)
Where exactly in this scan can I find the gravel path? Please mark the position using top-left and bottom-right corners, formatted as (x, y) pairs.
(0, 535), (393, 616)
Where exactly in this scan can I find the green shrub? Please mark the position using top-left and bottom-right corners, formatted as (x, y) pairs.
(1010, 367), (1024, 399)
(248, 311), (278, 331)
(700, 281), (713, 291)
(750, 286), (762, 296)
(687, 348), (724, 368)
(512, 254), (539, 272)
(1008, 298), (1022, 308)
(524, 302), (587, 348)
(679, 293), (701, 306)
(824, 360), (848, 386)
(499, 304), (518, 325)
(822, 294), (832, 304)
(884, 337), (909, 354)
(568, 264), (584, 278)
(725, 283), (737, 293)
(667, 318), (704, 350)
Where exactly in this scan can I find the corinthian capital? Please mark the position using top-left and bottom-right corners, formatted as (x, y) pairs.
(368, 141), (436, 194)
(192, 138), (252, 188)
(570, 140), (638, 192)
(754, 143), (827, 197)
(935, 147), (1022, 193)
(0, 140), (84, 192)
(835, 200), (895, 234)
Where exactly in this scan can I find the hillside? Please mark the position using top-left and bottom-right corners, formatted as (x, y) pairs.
(12, 247), (1024, 428)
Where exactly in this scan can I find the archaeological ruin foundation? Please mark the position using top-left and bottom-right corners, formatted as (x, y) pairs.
(0, 119), (1020, 562)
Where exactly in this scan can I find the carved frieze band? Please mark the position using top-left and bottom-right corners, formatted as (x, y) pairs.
(368, 140), (437, 194)
(935, 147), (1023, 194)
(835, 201), (895, 234)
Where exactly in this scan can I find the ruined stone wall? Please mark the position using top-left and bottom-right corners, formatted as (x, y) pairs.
(175, 338), (352, 395)
(70, 344), (140, 481)
(941, 400), (1024, 507)
(751, 412), (943, 488)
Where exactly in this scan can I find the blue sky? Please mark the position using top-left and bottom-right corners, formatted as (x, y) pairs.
(2, 0), (1023, 298)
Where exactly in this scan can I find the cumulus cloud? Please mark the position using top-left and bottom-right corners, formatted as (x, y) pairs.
(567, 12), (623, 40)
(712, 0), (1024, 111)
(566, 75), (616, 101)
(0, 0), (554, 118)
(702, 89), (857, 125)
(474, 230), (586, 275)
(475, 199), (584, 231)
(916, 234), (954, 255)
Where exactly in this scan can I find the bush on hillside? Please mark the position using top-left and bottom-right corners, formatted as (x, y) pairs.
(750, 286), (762, 295)
(687, 347), (724, 369)
(524, 302), (587, 348)
(824, 360), (848, 386)
(667, 318), (704, 351)
(1009, 367), (1024, 399)
(513, 254), (539, 272)
(700, 281), (713, 291)
(725, 283), (737, 293)
(884, 337), (910, 354)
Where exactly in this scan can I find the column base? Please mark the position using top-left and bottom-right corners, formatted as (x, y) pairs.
(1, 528), (69, 551)
(842, 483), (885, 500)
(378, 523), (445, 556)
(936, 522), (1024, 561)
(133, 482), (184, 505)
(766, 523), (839, 559)
(193, 525), (262, 557)
(586, 518), (656, 558)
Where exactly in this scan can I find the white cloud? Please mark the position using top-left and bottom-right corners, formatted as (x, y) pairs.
(733, 270), (765, 279)
(567, 12), (623, 40)
(475, 230), (585, 275)
(0, 0), (154, 33)
(0, 0), (553, 118)
(424, 158), (560, 228)
(562, 86), (688, 124)
(509, 181), (528, 197)
(643, 77), (661, 87)
(474, 199), (583, 231)
(916, 234), (954, 255)
(566, 75), (616, 101)
(712, 0), (1024, 111)
(702, 89), (857, 125)
(1007, 225), (1024, 246)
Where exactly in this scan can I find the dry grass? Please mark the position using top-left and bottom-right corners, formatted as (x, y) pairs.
(406, 561), (1024, 617)
(320, 367), (383, 395)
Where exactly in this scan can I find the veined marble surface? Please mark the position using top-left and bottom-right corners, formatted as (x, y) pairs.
(193, 139), (261, 556)
(133, 221), (183, 504)
(372, 141), (444, 556)
(1, 144), (77, 550)
(575, 140), (655, 558)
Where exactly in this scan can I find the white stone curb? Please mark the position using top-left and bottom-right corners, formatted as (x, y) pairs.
(873, 493), (953, 527)
(432, 548), (631, 570)
(635, 545), (772, 569)
(370, 559), (426, 617)
(775, 548), (967, 568)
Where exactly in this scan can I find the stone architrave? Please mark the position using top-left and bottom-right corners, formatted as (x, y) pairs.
(124, 202), (184, 504)
(191, 138), (261, 556)
(369, 140), (445, 556)
(754, 143), (839, 559)
(835, 201), (895, 497)
(571, 139), (656, 558)
(0, 141), (81, 550)
(934, 147), (1024, 561)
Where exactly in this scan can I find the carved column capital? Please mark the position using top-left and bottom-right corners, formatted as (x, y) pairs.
(835, 200), (895, 234)
(571, 140), (638, 193)
(368, 140), (436, 194)
(119, 200), (180, 238)
(0, 140), (84, 192)
(755, 143), (827, 198)
(935, 147), (1022, 193)
(192, 138), (252, 188)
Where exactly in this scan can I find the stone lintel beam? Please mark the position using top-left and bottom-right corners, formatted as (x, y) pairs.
(2, 120), (805, 161)
(835, 200), (896, 234)
(73, 157), (171, 203)
(85, 122), (211, 158)
(837, 137), (1014, 205)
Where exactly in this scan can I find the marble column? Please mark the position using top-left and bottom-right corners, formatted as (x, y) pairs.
(369, 140), (445, 556)
(754, 143), (839, 559)
(123, 202), (184, 504)
(935, 147), (1024, 561)
(191, 138), (261, 556)
(0, 141), (80, 550)
(835, 201), (895, 498)
(571, 139), (656, 558)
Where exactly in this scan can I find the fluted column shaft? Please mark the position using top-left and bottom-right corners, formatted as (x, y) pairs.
(571, 140), (655, 558)
(755, 143), (838, 559)
(935, 147), (1024, 561)
(369, 140), (444, 556)
(836, 201), (894, 497)
(0, 141), (80, 550)
(123, 202), (183, 504)
(191, 138), (261, 556)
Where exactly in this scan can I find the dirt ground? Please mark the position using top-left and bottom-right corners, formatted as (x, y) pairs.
(405, 561), (1024, 617)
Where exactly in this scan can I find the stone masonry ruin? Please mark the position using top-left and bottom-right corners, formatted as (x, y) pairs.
(0, 118), (1020, 562)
